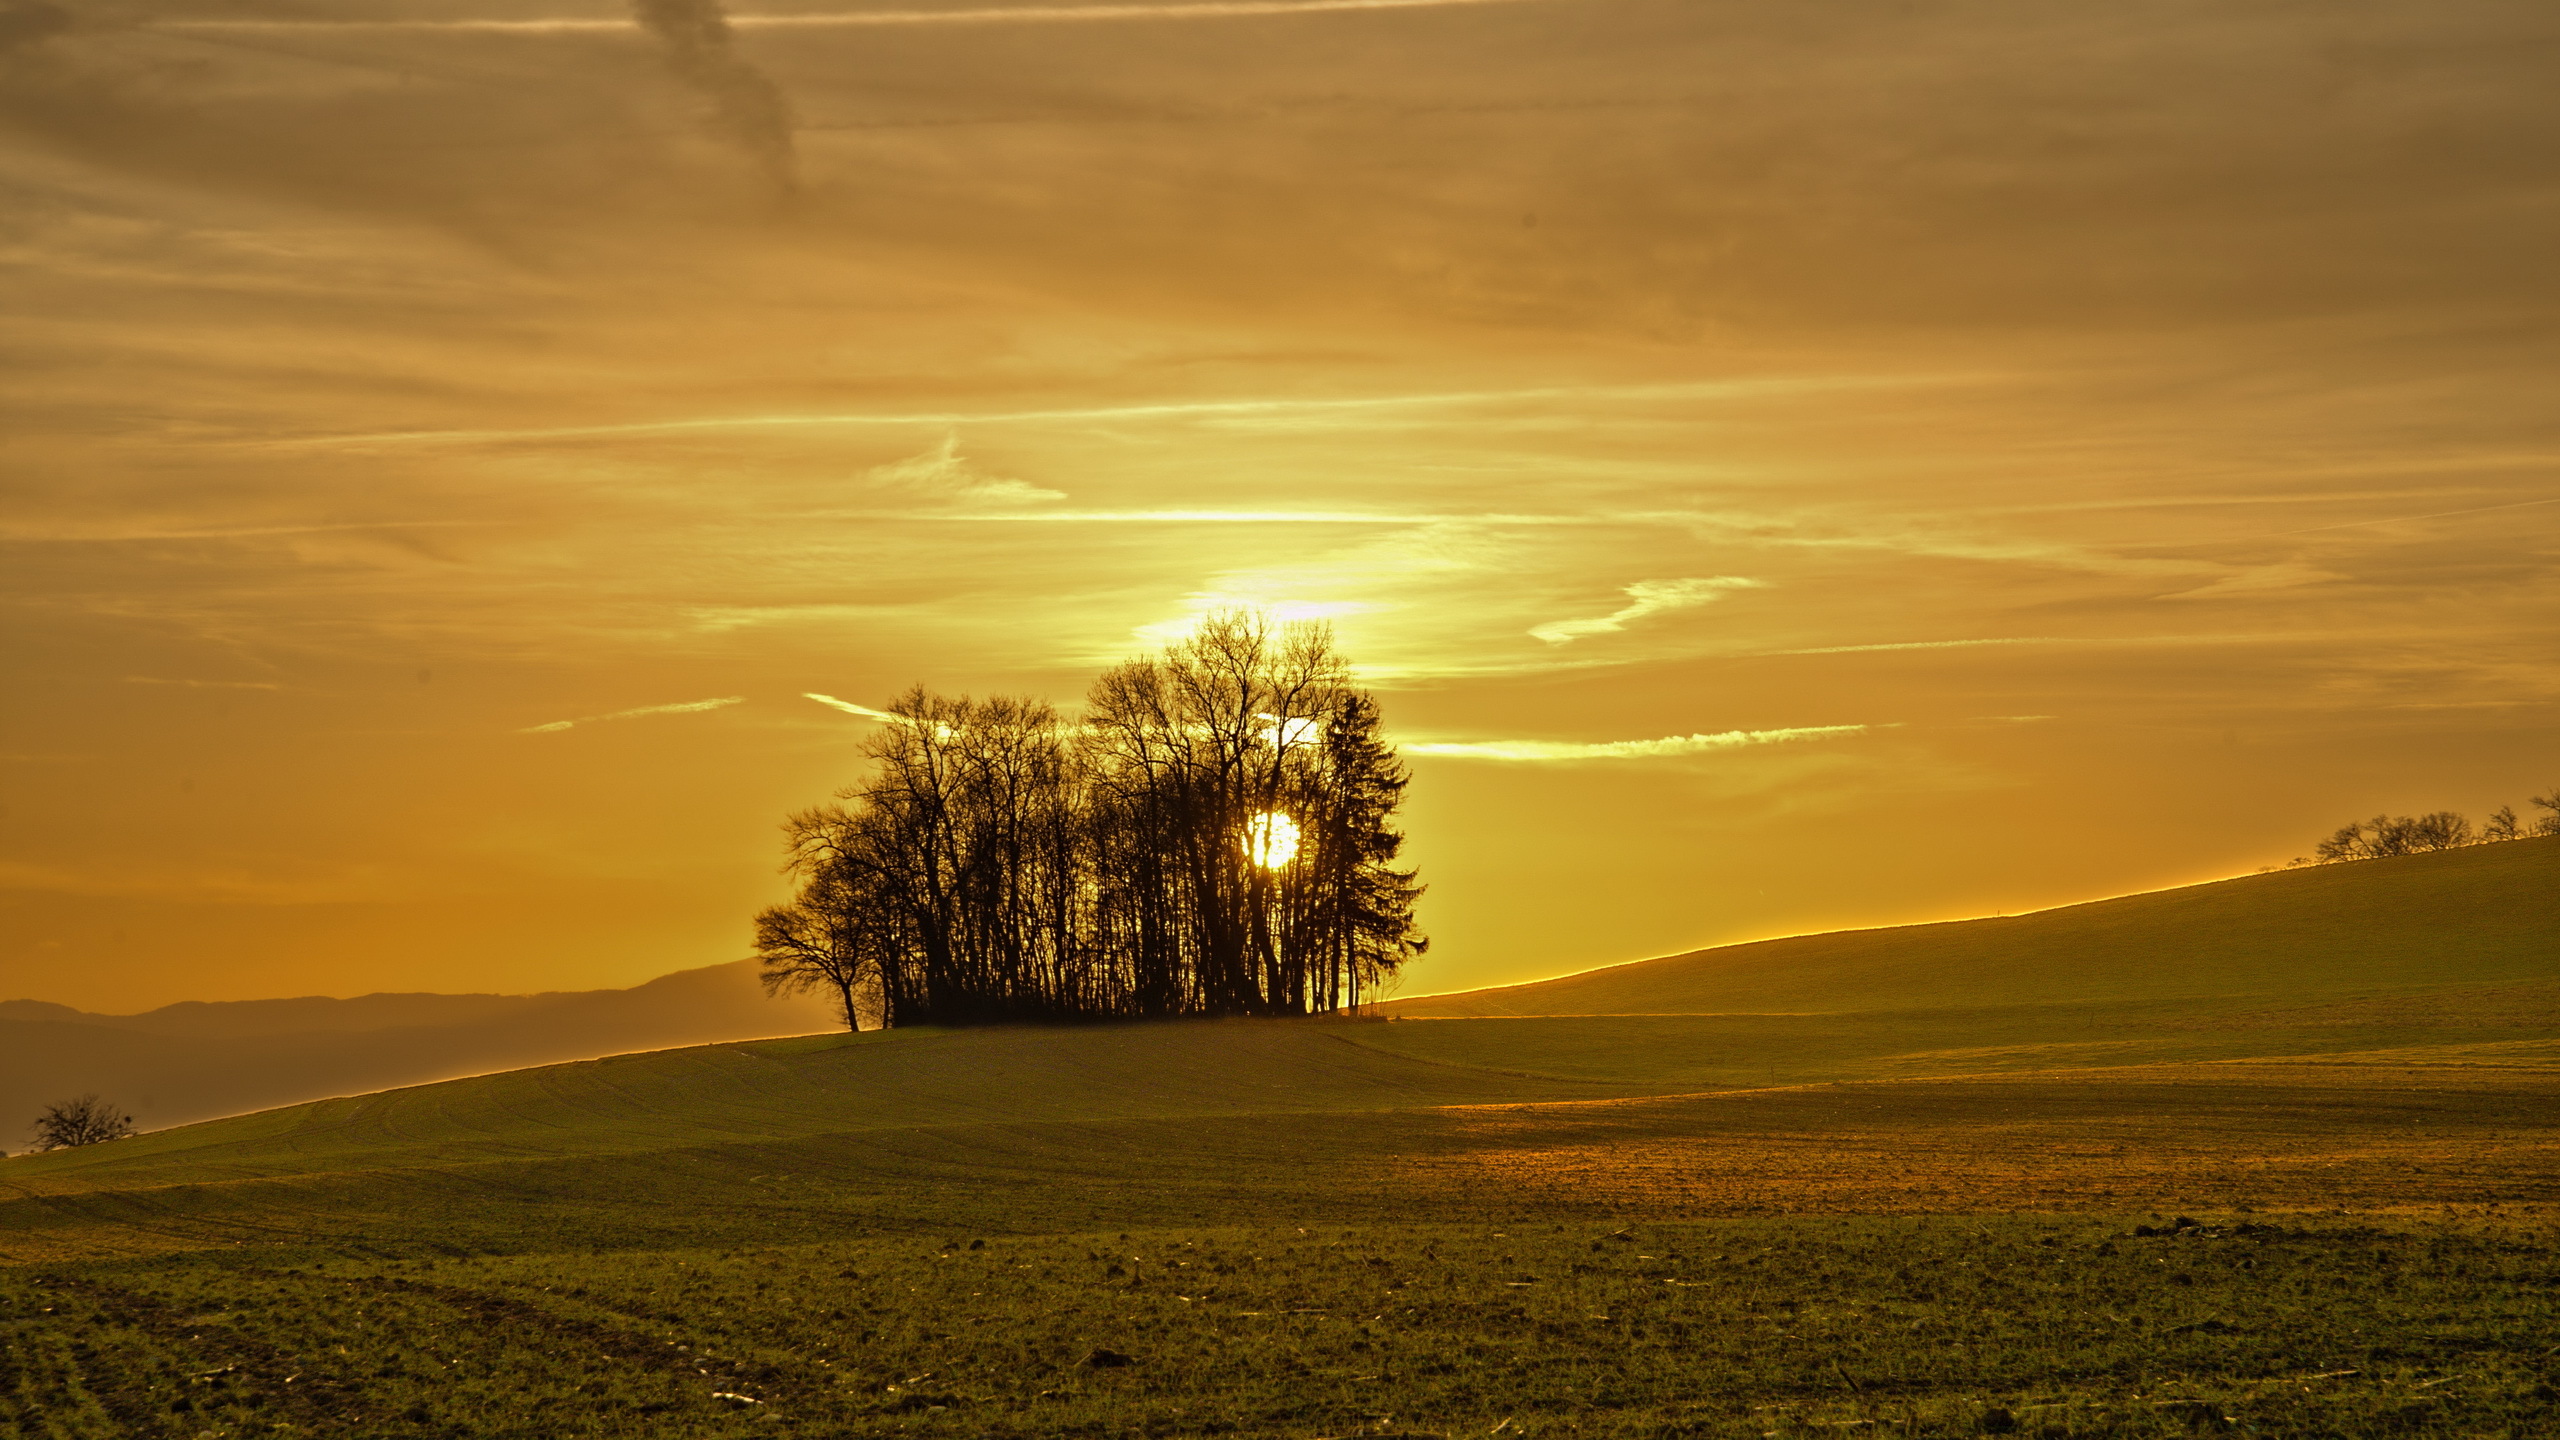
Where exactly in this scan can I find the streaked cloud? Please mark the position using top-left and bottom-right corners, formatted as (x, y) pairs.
(520, 697), (745, 734)
(1405, 724), (1869, 763)
(0, 858), (407, 905)
(125, 676), (283, 690)
(2155, 563), (2340, 601)
(2248, 493), (2560, 540)
(261, 380), (1915, 452)
(686, 604), (895, 633)
(160, 0), (1558, 37)
(12, 521), (500, 545)
(1763, 637), (2064, 657)
(1530, 576), (1766, 645)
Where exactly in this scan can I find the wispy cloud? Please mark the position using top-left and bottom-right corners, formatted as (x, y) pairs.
(864, 434), (1063, 507)
(2247, 493), (2560, 541)
(1759, 633), (2282, 658)
(1404, 723), (1869, 762)
(258, 378), (1921, 451)
(125, 676), (283, 690)
(1762, 636), (2062, 657)
(13, 520), (499, 544)
(163, 0), (1558, 37)
(2154, 562), (2339, 601)
(0, 858), (417, 905)
(520, 696), (744, 734)
(930, 509), (1454, 524)
(803, 692), (901, 721)
(1530, 576), (1765, 645)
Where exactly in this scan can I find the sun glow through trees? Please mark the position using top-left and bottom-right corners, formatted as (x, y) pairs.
(1246, 811), (1302, 870)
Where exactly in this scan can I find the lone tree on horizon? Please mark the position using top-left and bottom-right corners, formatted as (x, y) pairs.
(28, 1094), (135, 1152)
(757, 612), (1425, 1027)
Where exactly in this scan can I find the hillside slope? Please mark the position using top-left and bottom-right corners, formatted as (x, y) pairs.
(0, 960), (839, 1133)
(1380, 838), (2560, 1018)
(0, 1020), (1624, 1200)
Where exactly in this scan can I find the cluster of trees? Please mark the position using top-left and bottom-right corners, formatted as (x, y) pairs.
(2302, 786), (2560, 864)
(755, 613), (1426, 1029)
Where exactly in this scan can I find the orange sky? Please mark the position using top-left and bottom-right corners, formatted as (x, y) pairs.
(3, 0), (2555, 1012)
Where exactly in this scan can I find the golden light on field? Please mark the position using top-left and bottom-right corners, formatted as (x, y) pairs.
(1246, 813), (1303, 871)
(1, 0), (2554, 1010)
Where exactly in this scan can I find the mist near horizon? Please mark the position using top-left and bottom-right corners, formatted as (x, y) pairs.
(3, 0), (2556, 1012)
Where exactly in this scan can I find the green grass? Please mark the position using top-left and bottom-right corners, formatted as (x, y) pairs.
(1378, 838), (2560, 1018)
(1341, 984), (2560, 1089)
(0, 1023), (1631, 1202)
(4, 843), (2558, 1436)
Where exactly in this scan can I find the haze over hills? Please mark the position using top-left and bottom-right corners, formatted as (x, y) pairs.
(1377, 838), (2560, 1019)
(0, 960), (838, 1138)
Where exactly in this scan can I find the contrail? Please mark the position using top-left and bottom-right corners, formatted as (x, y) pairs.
(804, 692), (902, 721)
(629, 0), (797, 192)
(521, 695), (746, 733)
(161, 0), (1555, 36)
(1763, 637), (2063, 657)
(1405, 724), (1870, 763)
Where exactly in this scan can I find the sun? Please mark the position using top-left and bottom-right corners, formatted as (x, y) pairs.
(1244, 811), (1301, 869)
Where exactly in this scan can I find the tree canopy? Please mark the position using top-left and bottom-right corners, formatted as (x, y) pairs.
(757, 613), (1425, 1027)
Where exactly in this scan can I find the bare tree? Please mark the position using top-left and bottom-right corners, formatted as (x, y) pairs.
(2406, 811), (2473, 851)
(753, 871), (882, 1032)
(2533, 788), (2560, 837)
(2483, 805), (2523, 843)
(2313, 811), (2476, 862)
(2312, 820), (2371, 863)
(29, 1094), (134, 1152)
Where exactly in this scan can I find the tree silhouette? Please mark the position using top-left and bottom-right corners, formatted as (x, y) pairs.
(2303, 787), (2560, 863)
(2483, 805), (2523, 843)
(28, 1094), (134, 1152)
(764, 614), (1423, 1025)
(753, 865), (885, 1032)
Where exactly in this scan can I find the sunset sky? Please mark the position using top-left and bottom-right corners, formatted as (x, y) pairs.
(4, 0), (2555, 1012)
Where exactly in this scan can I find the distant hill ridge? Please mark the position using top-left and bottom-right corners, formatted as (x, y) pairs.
(4, 990), (580, 1039)
(1380, 837), (2560, 1018)
(1, 960), (837, 1134)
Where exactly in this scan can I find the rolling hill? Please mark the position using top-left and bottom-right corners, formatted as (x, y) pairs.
(1377, 837), (2560, 1019)
(2, 837), (2553, 1255)
(6, 835), (2554, 1262)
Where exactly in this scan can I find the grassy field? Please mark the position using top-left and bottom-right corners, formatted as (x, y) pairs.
(10, 1213), (2557, 1438)
(1376, 839), (2560, 1018)
(4, 847), (2557, 1437)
